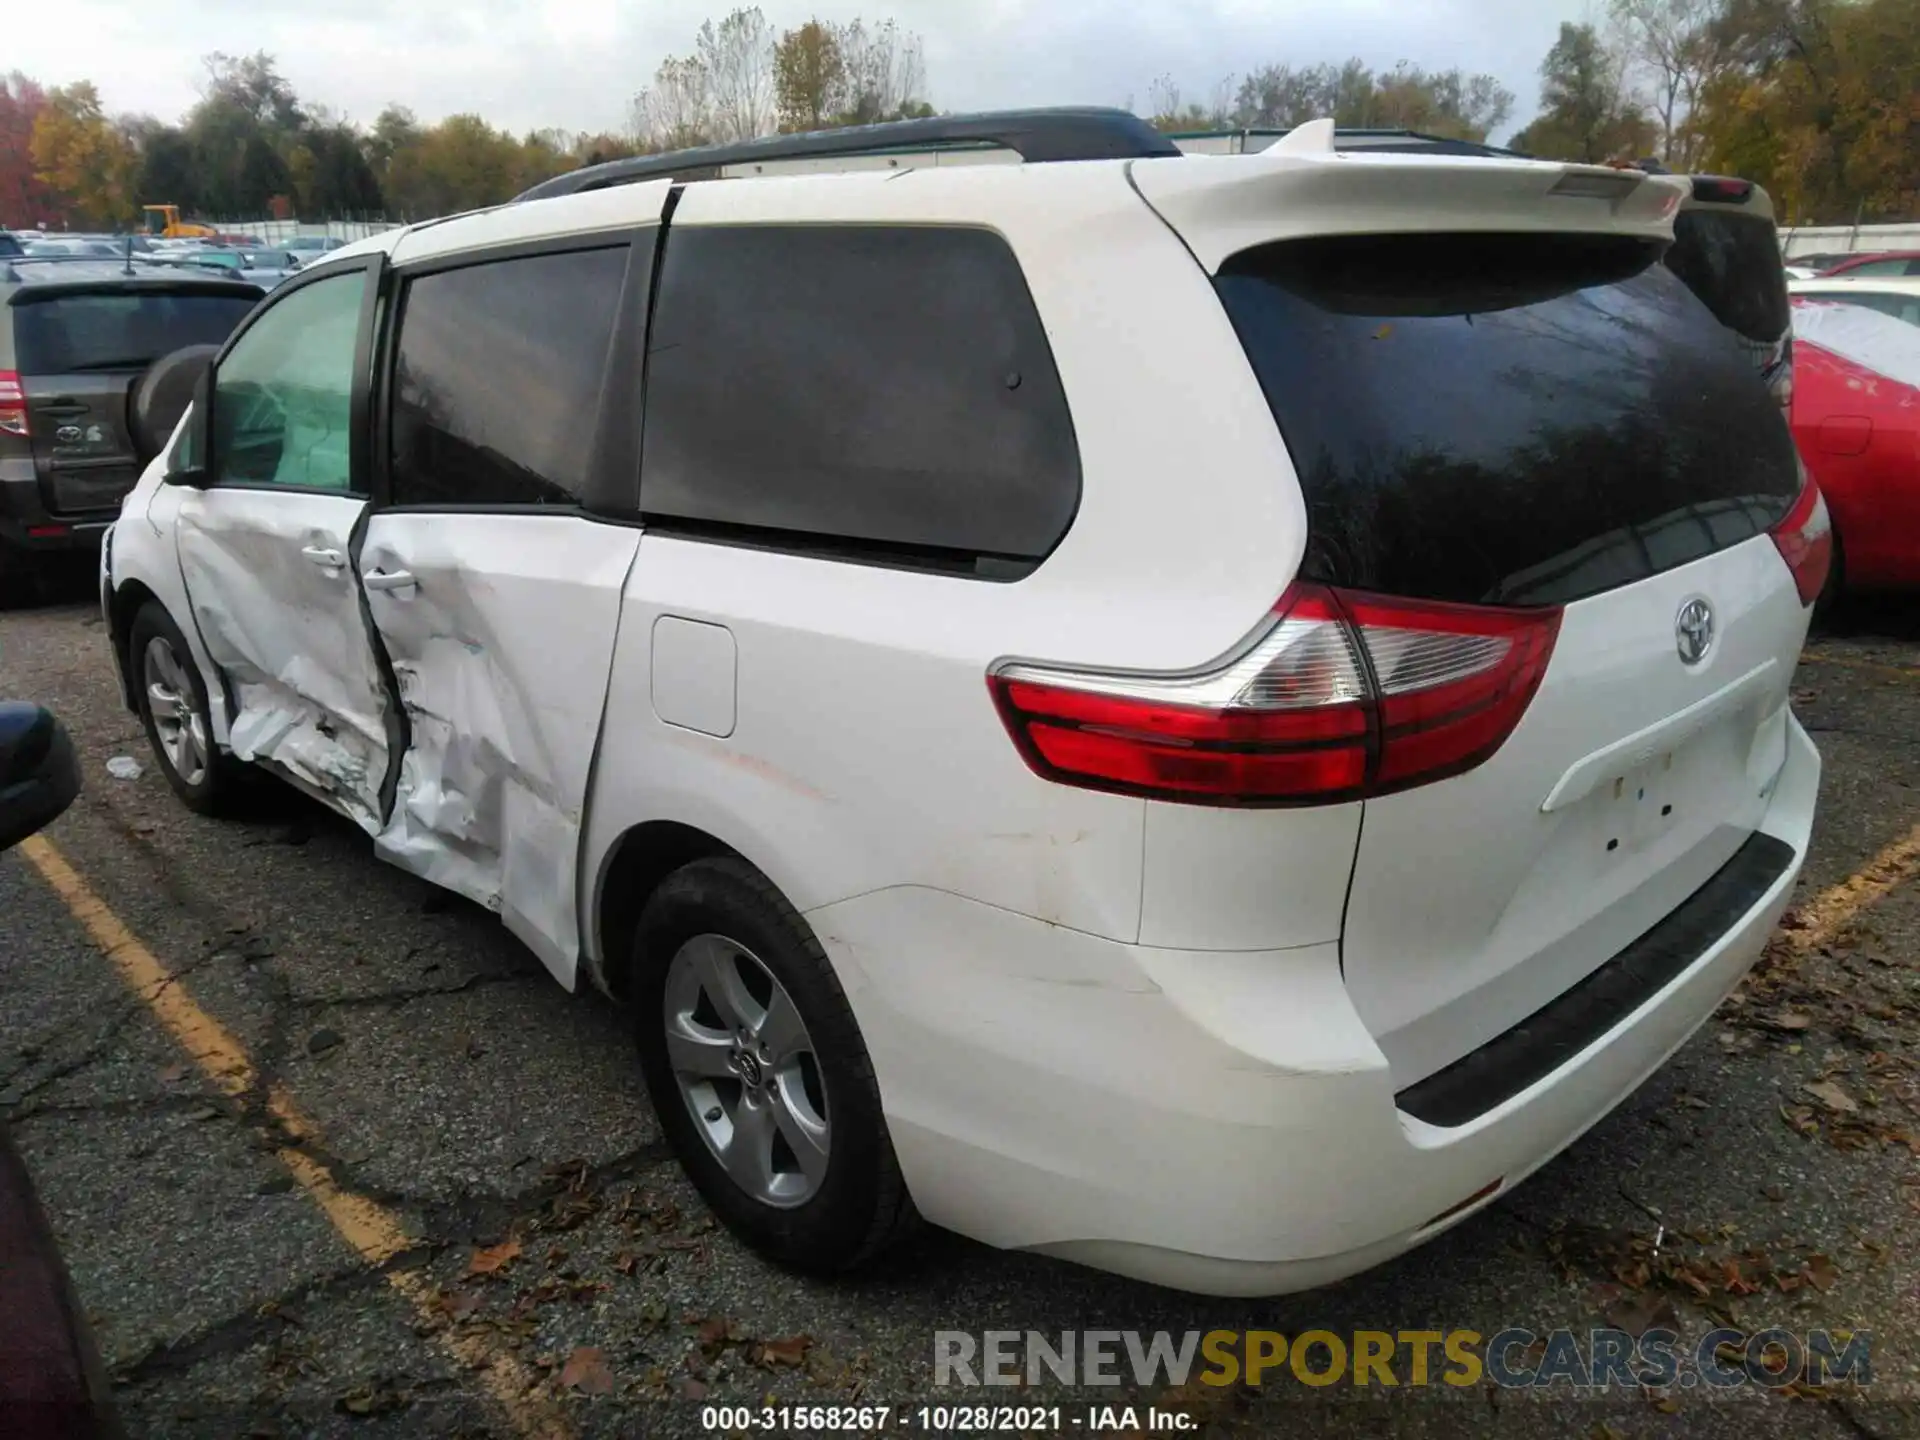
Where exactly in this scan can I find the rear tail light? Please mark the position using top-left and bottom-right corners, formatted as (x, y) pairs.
(1770, 470), (1832, 606)
(0, 371), (26, 437)
(990, 584), (1562, 807)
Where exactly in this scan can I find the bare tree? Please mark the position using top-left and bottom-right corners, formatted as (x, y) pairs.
(698, 6), (776, 142)
(837, 18), (926, 124)
(1610, 0), (1728, 167)
(630, 53), (713, 151)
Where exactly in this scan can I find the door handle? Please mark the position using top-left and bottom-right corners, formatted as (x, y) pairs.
(301, 545), (346, 568)
(363, 568), (417, 593)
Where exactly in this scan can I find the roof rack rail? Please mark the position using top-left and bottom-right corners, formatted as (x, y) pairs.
(513, 106), (1182, 202)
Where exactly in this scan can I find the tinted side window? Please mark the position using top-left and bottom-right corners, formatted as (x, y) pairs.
(1662, 209), (1789, 343)
(640, 225), (1079, 570)
(389, 246), (628, 507)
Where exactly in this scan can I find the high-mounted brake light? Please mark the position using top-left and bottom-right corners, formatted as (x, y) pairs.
(1690, 176), (1754, 205)
(0, 371), (26, 438)
(1770, 470), (1832, 607)
(989, 584), (1562, 807)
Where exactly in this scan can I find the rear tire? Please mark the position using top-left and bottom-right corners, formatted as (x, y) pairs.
(0, 549), (45, 610)
(128, 601), (243, 815)
(632, 857), (916, 1274)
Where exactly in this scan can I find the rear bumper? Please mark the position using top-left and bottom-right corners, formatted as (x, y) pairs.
(0, 468), (114, 558)
(815, 715), (1819, 1296)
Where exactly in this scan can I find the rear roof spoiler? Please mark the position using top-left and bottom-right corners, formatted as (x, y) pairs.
(1131, 121), (1689, 273)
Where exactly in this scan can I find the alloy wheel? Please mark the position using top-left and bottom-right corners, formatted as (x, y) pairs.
(142, 635), (209, 788)
(662, 933), (830, 1208)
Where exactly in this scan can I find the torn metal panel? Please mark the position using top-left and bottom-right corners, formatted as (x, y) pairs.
(362, 513), (642, 987)
(174, 489), (392, 831)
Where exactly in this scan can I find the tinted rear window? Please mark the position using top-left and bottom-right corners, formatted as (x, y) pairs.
(1215, 232), (1802, 607)
(11, 291), (258, 373)
(0, 233), (22, 258)
(1663, 209), (1789, 343)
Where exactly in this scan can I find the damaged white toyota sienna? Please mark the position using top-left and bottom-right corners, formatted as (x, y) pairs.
(100, 110), (1829, 1296)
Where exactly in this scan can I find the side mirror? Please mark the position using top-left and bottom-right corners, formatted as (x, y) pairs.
(0, 703), (81, 852)
(131, 346), (218, 480)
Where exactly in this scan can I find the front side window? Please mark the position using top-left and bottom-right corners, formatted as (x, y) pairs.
(212, 271), (366, 491)
(388, 246), (629, 507)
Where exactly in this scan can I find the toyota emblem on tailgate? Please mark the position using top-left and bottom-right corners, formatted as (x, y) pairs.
(1675, 598), (1715, 666)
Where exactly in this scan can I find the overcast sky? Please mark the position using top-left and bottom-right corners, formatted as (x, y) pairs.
(11, 0), (1594, 142)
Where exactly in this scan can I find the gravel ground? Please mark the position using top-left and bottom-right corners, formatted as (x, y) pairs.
(2, 583), (1917, 1440)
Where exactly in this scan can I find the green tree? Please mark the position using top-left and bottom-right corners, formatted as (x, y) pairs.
(133, 124), (198, 212)
(1512, 22), (1657, 161)
(297, 123), (384, 216)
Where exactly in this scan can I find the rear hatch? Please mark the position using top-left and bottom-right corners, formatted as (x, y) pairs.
(7, 280), (259, 514)
(1135, 148), (1815, 1090)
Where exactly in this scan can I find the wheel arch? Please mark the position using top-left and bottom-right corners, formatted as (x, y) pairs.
(108, 578), (165, 713)
(589, 818), (747, 1001)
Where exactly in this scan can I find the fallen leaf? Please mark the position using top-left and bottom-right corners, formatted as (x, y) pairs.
(758, 1335), (812, 1368)
(1804, 1255), (1840, 1292)
(467, 1238), (522, 1277)
(680, 1378), (709, 1401)
(1806, 1080), (1859, 1114)
(695, 1314), (743, 1348)
(1766, 1011), (1813, 1032)
(336, 1383), (408, 1416)
(159, 1064), (188, 1083)
(560, 1346), (615, 1394)
(1604, 1292), (1679, 1338)
(305, 1028), (344, 1057)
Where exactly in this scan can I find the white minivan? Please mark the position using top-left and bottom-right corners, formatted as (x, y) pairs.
(102, 110), (1827, 1296)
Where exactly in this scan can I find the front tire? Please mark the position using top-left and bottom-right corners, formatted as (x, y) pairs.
(128, 601), (241, 815)
(632, 857), (915, 1273)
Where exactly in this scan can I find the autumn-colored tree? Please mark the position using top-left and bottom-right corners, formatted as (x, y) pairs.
(1, 73), (65, 227)
(1692, 0), (1919, 222)
(773, 20), (846, 131)
(29, 82), (136, 225)
(385, 114), (525, 217)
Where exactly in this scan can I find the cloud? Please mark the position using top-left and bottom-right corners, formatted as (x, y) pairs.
(8, 0), (1579, 139)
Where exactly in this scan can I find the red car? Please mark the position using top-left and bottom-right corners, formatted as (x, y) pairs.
(1820, 250), (1920, 278)
(1788, 298), (1920, 597)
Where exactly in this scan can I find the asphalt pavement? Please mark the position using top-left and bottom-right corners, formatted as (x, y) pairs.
(2, 583), (1917, 1440)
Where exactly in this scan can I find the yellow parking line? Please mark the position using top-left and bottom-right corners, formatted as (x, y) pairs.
(1797, 653), (1920, 684)
(1786, 821), (1920, 952)
(17, 835), (573, 1440)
